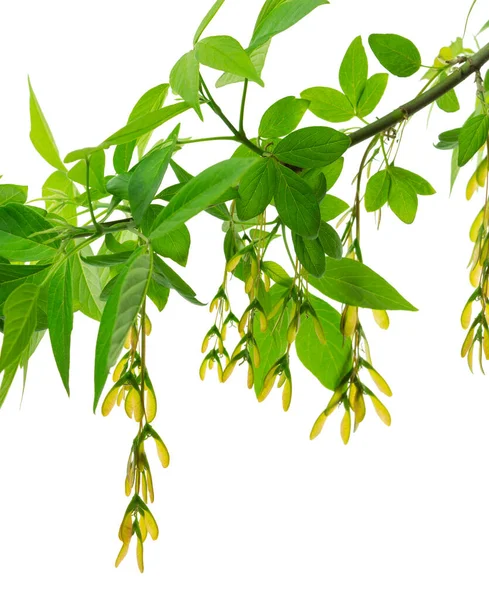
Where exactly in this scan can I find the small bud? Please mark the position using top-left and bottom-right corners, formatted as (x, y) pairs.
(268, 297), (285, 319)
(341, 305), (358, 337)
(372, 309), (389, 330)
(484, 331), (489, 360)
(245, 275), (254, 295)
(144, 509), (159, 541)
(476, 156), (488, 187)
(222, 359), (237, 383)
(313, 316), (326, 344)
(470, 208), (485, 242)
(259, 311), (268, 333)
(257, 374), (276, 402)
(120, 513), (133, 545)
(470, 263), (482, 288)
(349, 382), (359, 411)
(466, 173), (479, 201)
(116, 386), (126, 407)
(136, 536), (144, 573)
(353, 392), (366, 432)
(226, 254), (242, 272)
(199, 358), (208, 381)
(139, 514), (148, 543)
(209, 297), (219, 313)
(263, 272), (271, 291)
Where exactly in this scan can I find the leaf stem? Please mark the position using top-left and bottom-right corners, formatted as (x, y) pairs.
(85, 157), (101, 232)
(239, 79), (249, 135)
(178, 136), (237, 144)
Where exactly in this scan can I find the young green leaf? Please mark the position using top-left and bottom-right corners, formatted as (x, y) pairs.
(436, 72), (460, 113)
(147, 279), (170, 312)
(236, 158), (277, 220)
(249, 0), (329, 51)
(457, 115), (489, 167)
(95, 102), (191, 151)
(300, 87), (355, 123)
(149, 158), (257, 239)
(356, 73), (388, 118)
(387, 174), (418, 224)
(0, 284), (40, 373)
(388, 166), (435, 195)
(368, 34), (421, 77)
(94, 249), (152, 409)
(319, 194), (349, 221)
(193, 0), (226, 45)
(0, 184), (28, 205)
(0, 204), (59, 262)
(113, 84), (170, 172)
(170, 52), (203, 121)
(318, 221), (342, 258)
(152, 255), (204, 305)
(296, 294), (352, 390)
(339, 36), (368, 108)
(128, 125), (180, 225)
(309, 258), (417, 310)
(216, 41), (271, 88)
(42, 171), (78, 224)
(28, 78), (66, 171)
(292, 233), (326, 277)
(261, 261), (293, 286)
(195, 36), (264, 85)
(274, 126), (351, 168)
(322, 158), (344, 191)
(72, 246), (109, 321)
(0, 363), (18, 410)
(259, 96), (309, 138)
(365, 169), (391, 212)
(48, 260), (73, 395)
(274, 163), (321, 239)
(142, 206), (191, 267)
(81, 252), (134, 267)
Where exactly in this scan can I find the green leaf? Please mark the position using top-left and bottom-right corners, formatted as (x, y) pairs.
(435, 128), (460, 150)
(339, 36), (368, 108)
(216, 41), (271, 87)
(296, 293), (351, 390)
(147, 279), (170, 312)
(365, 169), (391, 212)
(259, 96), (309, 138)
(368, 34), (421, 78)
(274, 163), (321, 238)
(356, 73), (388, 118)
(195, 36), (264, 85)
(0, 184), (28, 205)
(72, 246), (109, 321)
(309, 257), (417, 310)
(28, 78), (66, 171)
(106, 173), (131, 199)
(94, 249), (152, 409)
(193, 0), (226, 45)
(301, 169), (327, 201)
(0, 363), (18, 410)
(318, 221), (342, 258)
(253, 285), (290, 397)
(274, 126), (351, 168)
(42, 171), (78, 224)
(436, 72), (460, 113)
(91, 102), (190, 151)
(389, 166), (435, 195)
(478, 19), (489, 34)
(236, 158), (277, 220)
(143, 206), (191, 267)
(67, 149), (106, 192)
(249, 0), (329, 51)
(322, 158), (344, 190)
(292, 233), (325, 277)
(0, 263), (50, 284)
(152, 255), (204, 305)
(457, 115), (489, 166)
(387, 173), (418, 224)
(261, 261), (293, 286)
(170, 51), (203, 120)
(149, 158), (257, 239)
(113, 84), (170, 172)
(81, 252), (133, 267)
(319, 194), (349, 221)
(0, 283), (40, 373)
(300, 87), (354, 123)
(128, 125), (180, 225)
(48, 260), (73, 395)
(0, 204), (58, 262)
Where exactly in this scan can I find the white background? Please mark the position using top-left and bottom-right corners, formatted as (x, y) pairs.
(0, 0), (488, 598)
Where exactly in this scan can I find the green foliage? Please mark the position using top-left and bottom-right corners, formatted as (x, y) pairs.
(1, 0), (489, 573)
(368, 33), (421, 77)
